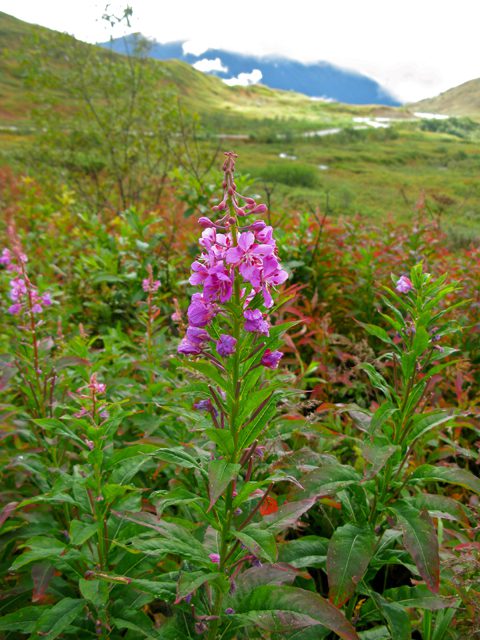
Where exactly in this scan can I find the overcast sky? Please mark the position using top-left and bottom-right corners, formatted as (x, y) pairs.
(1, 0), (479, 102)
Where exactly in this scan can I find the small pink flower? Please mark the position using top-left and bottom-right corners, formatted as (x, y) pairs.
(216, 334), (237, 357)
(7, 303), (22, 315)
(89, 374), (106, 395)
(396, 275), (413, 293)
(261, 349), (283, 369)
(209, 553), (220, 564)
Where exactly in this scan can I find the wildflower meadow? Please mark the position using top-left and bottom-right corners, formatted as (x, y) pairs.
(0, 146), (479, 640)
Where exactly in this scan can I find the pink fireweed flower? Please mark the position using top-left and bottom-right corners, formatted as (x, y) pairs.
(226, 231), (274, 289)
(396, 275), (414, 293)
(88, 374), (106, 395)
(0, 248), (12, 266)
(261, 349), (284, 369)
(260, 255), (289, 308)
(187, 293), (217, 328)
(177, 326), (211, 355)
(209, 553), (221, 564)
(7, 303), (22, 315)
(216, 334), (237, 357)
(203, 264), (233, 303)
(142, 278), (161, 293)
(244, 309), (270, 336)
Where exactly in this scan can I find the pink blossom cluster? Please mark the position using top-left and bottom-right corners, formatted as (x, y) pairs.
(1, 248), (52, 315)
(178, 152), (287, 370)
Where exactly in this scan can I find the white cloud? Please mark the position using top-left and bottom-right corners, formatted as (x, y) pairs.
(223, 69), (262, 87)
(192, 57), (228, 73)
(182, 40), (208, 56)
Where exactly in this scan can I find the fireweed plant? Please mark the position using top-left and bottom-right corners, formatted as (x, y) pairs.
(156, 152), (359, 639)
(278, 264), (479, 638)
(0, 246), (55, 421)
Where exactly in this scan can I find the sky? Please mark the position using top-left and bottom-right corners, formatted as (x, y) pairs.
(1, 0), (479, 102)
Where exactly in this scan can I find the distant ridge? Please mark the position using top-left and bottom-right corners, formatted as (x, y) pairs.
(411, 78), (480, 118)
(100, 34), (402, 107)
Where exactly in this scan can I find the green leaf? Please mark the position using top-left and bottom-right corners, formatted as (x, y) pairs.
(207, 460), (241, 511)
(412, 326), (431, 357)
(0, 606), (48, 632)
(264, 498), (317, 534)
(155, 447), (205, 472)
(302, 464), (361, 497)
(234, 585), (359, 639)
(362, 442), (399, 477)
(368, 402), (398, 437)
(408, 464), (480, 494)
(34, 598), (85, 640)
(79, 578), (109, 606)
(382, 585), (459, 610)
(205, 428), (234, 456)
(10, 537), (66, 570)
(107, 444), (160, 468)
(278, 536), (328, 569)
(176, 571), (224, 601)
(234, 525), (278, 563)
(152, 487), (203, 514)
(186, 360), (230, 395)
(361, 324), (393, 345)
(370, 592), (411, 640)
(390, 500), (439, 592)
(327, 523), (376, 606)
(69, 520), (98, 546)
(359, 363), (392, 399)
(408, 411), (454, 444)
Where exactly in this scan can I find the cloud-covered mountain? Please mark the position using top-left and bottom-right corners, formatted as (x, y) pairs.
(100, 35), (401, 106)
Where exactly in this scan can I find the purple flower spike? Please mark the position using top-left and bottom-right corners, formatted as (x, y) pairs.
(216, 334), (237, 357)
(261, 349), (283, 369)
(396, 275), (414, 293)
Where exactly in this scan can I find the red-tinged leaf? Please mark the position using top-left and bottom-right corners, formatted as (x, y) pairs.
(0, 502), (17, 528)
(390, 500), (439, 593)
(454, 542), (480, 551)
(235, 585), (359, 639)
(32, 564), (55, 603)
(327, 524), (376, 606)
(260, 496), (278, 516)
(236, 563), (304, 592)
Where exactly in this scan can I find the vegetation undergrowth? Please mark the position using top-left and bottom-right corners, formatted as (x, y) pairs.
(0, 149), (478, 639)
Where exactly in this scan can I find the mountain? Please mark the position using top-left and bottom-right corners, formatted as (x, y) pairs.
(411, 78), (480, 118)
(99, 34), (401, 107)
(0, 10), (403, 133)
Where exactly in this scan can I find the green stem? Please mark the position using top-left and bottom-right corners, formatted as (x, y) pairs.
(207, 217), (242, 640)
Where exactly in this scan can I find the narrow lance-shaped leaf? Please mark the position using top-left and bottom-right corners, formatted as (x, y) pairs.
(408, 464), (480, 495)
(327, 523), (376, 606)
(207, 460), (241, 511)
(390, 500), (439, 593)
(234, 585), (359, 639)
(34, 598), (85, 640)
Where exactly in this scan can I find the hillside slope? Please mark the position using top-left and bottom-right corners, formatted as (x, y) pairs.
(412, 78), (480, 118)
(0, 10), (403, 132)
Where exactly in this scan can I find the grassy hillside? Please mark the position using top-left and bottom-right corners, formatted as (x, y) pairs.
(412, 78), (480, 118)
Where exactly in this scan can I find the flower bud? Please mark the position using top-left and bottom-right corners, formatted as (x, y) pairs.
(198, 216), (214, 228)
(251, 204), (267, 214)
